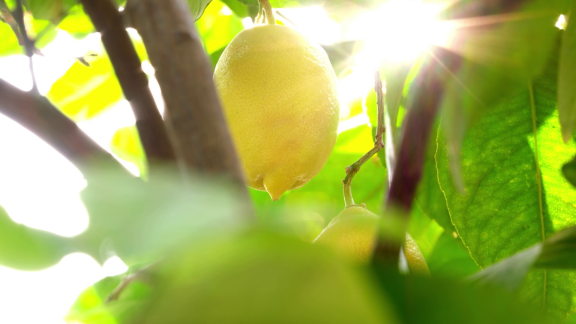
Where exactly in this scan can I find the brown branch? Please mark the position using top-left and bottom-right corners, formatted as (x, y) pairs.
(79, 0), (177, 171)
(372, 50), (446, 266)
(342, 71), (385, 207)
(125, 0), (249, 193)
(0, 78), (125, 177)
(13, 0), (38, 94)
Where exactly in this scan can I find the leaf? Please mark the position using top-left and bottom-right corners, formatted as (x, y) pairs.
(196, 0), (244, 54)
(436, 34), (576, 321)
(65, 273), (152, 324)
(26, 0), (76, 23)
(188, 0), (214, 20)
(134, 231), (399, 324)
(110, 126), (147, 177)
(468, 226), (576, 292)
(0, 205), (74, 270)
(436, 1), (563, 190)
(220, 0), (249, 17)
(0, 21), (20, 57)
(563, 155), (576, 187)
(536, 226), (576, 269)
(427, 232), (481, 279)
(57, 5), (95, 40)
(74, 168), (245, 265)
(47, 56), (123, 122)
(559, 1), (576, 142)
(468, 245), (543, 291)
(371, 265), (551, 324)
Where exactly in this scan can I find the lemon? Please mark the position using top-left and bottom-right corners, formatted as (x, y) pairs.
(214, 25), (340, 200)
(313, 206), (430, 275)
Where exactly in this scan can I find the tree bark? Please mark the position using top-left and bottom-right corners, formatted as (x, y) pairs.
(125, 0), (248, 190)
(0, 78), (125, 177)
(80, 0), (177, 171)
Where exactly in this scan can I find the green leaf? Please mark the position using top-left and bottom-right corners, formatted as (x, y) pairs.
(47, 56), (123, 122)
(0, 205), (74, 270)
(427, 232), (481, 279)
(134, 230), (399, 324)
(562, 155), (576, 187)
(436, 35), (576, 321)
(188, 0), (214, 20)
(372, 265), (551, 324)
(57, 5), (95, 40)
(467, 226), (576, 292)
(196, 0), (244, 54)
(436, 2), (563, 189)
(0, 21), (20, 57)
(74, 168), (245, 265)
(536, 226), (576, 269)
(220, 0), (249, 17)
(27, 0), (76, 22)
(65, 273), (152, 324)
(559, 1), (576, 142)
(110, 126), (147, 178)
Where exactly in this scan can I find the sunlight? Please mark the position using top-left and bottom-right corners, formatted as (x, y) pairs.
(349, 0), (450, 65)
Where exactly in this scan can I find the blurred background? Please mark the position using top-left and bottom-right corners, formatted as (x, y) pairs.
(0, 1), (465, 322)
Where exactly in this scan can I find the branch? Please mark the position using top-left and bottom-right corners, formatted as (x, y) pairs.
(13, 0), (38, 94)
(372, 50), (446, 266)
(125, 0), (249, 193)
(79, 0), (177, 171)
(342, 71), (385, 207)
(0, 78), (125, 177)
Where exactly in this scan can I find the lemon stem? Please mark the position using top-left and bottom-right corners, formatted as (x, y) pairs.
(258, 0), (276, 25)
(343, 71), (385, 208)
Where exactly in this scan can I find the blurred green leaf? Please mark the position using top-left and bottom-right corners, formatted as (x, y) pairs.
(187, 0), (213, 20)
(437, 33), (576, 321)
(27, 0), (75, 23)
(58, 5), (94, 40)
(110, 126), (147, 178)
(65, 273), (152, 324)
(467, 226), (576, 292)
(536, 226), (576, 269)
(562, 154), (576, 187)
(74, 168), (246, 265)
(559, 1), (576, 142)
(372, 265), (551, 324)
(196, 0), (244, 54)
(437, 2), (563, 190)
(220, 0), (249, 17)
(135, 230), (399, 323)
(47, 56), (123, 122)
(0, 21), (19, 57)
(0, 205), (74, 270)
(427, 232), (481, 279)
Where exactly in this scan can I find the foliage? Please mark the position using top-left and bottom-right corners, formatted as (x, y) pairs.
(1, 0), (576, 323)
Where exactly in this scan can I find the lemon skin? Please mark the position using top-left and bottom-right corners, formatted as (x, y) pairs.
(214, 25), (340, 200)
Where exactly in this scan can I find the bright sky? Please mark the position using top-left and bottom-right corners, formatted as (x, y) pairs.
(0, 2), (445, 322)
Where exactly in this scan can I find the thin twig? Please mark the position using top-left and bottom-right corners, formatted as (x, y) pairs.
(79, 0), (177, 172)
(13, 0), (39, 94)
(342, 71), (385, 207)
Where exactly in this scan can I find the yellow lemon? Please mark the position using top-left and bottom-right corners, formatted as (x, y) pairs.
(313, 206), (379, 263)
(313, 206), (430, 275)
(214, 25), (339, 200)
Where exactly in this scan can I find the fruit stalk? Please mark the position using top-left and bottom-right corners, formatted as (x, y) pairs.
(342, 71), (385, 207)
(258, 0), (276, 25)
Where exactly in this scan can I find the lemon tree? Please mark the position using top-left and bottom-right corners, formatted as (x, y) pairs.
(0, 0), (576, 323)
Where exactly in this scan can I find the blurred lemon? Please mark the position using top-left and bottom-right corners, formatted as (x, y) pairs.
(313, 205), (430, 275)
(214, 25), (339, 200)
